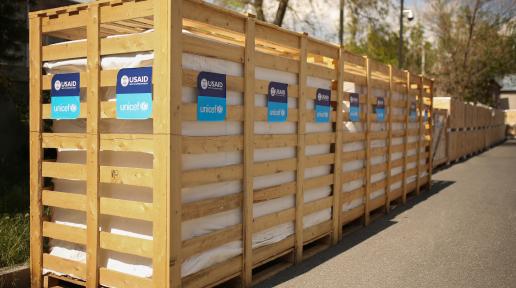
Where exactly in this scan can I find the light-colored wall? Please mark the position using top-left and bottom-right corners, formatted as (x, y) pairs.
(500, 92), (516, 110)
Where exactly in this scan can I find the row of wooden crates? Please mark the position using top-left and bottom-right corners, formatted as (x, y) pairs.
(29, 0), (434, 287)
(432, 102), (506, 166)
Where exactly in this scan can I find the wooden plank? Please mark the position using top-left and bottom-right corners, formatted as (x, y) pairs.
(42, 190), (86, 211)
(416, 76), (423, 195)
(42, 133), (154, 153)
(333, 47), (344, 243)
(364, 56), (372, 225)
(29, 14), (43, 288)
(182, 256), (242, 288)
(85, 5), (100, 288)
(43, 254), (86, 280)
(402, 71), (410, 204)
(181, 224), (242, 260)
(43, 221), (86, 245)
(42, 162), (85, 180)
(182, 164), (242, 187)
(99, 197), (153, 222)
(99, 165), (152, 187)
(99, 232), (152, 258)
(253, 208), (295, 233)
(182, 193), (241, 221)
(385, 65), (393, 210)
(242, 16), (255, 287)
(99, 268), (152, 288)
(295, 34), (307, 263)
(254, 182), (296, 202)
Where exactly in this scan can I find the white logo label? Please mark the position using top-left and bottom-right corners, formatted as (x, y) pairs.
(140, 102), (149, 111)
(216, 105), (223, 113)
(201, 78), (208, 90)
(70, 104), (77, 112)
(54, 80), (62, 91)
(270, 87), (276, 96)
(121, 75), (129, 87)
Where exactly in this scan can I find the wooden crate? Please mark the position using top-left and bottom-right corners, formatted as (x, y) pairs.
(29, 1), (434, 287)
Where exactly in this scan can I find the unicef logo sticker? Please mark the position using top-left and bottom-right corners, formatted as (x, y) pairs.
(54, 80), (62, 91)
(216, 105), (223, 113)
(201, 78), (208, 90)
(270, 87), (276, 96)
(121, 75), (129, 87)
(70, 104), (77, 113)
(140, 102), (149, 111)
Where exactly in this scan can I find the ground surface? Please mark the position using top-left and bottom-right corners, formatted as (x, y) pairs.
(257, 140), (516, 288)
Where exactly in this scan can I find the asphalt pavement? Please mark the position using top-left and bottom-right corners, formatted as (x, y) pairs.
(257, 140), (516, 288)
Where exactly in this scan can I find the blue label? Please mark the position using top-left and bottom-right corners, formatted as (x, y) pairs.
(51, 73), (81, 119)
(410, 102), (417, 121)
(376, 97), (385, 122)
(315, 88), (331, 123)
(116, 67), (152, 119)
(197, 71), (226, 121)
(349, 93), (360, 122)
(268, 82), (288, 122)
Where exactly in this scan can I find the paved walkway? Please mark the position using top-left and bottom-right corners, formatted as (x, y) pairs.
(257, 140), (516, 288)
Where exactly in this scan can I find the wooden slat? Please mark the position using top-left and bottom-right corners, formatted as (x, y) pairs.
(364, 56), (372, 225)
(43, 221), (86, 245)
(295, 34), (307, 263)
(181, 224), (242, 260)
(253, 158), (297, 176)
(100, 197), (153, 222)
(42, 190), (86, 211)
(182, 193), (241, 221)
(42, 162), (86, 180)
(253, 208), (295, 233)
(43, 254), (86, 280)
(99, 267), (153, 288)
(99, 166), (153, 187)
(85, 5), (100, 288)
(42, 133), (154, 153)
(242, 16), (255, 287)
(402, 71), (410, 204)
(99, 232), (152, 258)
(29, 14), (43, 287)
(385, 65), (393, 211)
(254, 182), (296, 203)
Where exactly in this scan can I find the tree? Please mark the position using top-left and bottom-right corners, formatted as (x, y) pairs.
(426, 0), (516, 104)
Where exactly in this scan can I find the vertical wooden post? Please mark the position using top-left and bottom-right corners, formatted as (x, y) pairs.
(401, 71), (410, 204)
(295, 33), (307, 263)
(427, 79), (434, 192)
(332, 48), (344, 243)
(242, 15), (256, 286)
(385, 65), (393, 211)
(364, 57), (371, 225)
(154, 0), (182, 286)
(415, 77), (423, 195)
(29, 14), (43, 288)
(85, 4), (100, 288)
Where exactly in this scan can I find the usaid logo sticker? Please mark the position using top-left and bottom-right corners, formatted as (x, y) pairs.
(349, 93), (360, 122)
(51, 73), (81, 120)
(116, 67), (152, 120)
(315, 88), (331, 123)
(197, 71), (226, 122)
(268, 82), (288, 122)
(376, 97), (385, 122)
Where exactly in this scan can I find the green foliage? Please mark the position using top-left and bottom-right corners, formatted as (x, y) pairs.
(0, 214), (30, 268)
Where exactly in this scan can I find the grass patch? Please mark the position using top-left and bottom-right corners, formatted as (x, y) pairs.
(0, 213), (30, 268)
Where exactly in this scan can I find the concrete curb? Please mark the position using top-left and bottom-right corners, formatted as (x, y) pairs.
(0, 264), (29, 288)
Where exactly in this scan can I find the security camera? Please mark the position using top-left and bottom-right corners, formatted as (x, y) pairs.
(403, 9), (414, 21)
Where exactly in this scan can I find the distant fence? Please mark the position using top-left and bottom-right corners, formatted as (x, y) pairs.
(432, 97), (506, 166)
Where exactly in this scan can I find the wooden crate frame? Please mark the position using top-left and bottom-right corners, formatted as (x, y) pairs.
(29, 1), (435, 287)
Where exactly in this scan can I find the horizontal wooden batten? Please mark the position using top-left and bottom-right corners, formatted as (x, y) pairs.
(43, 253), (86, 279)
(181, 224), (242, 260)
(253, 208), (295, 233)
(100, 197), (153, 222)
(42, 133), (154, 153)
(43, 221), (86, 245)
(254, 182), (296, 202)
(42, 190), (86, 211)
(99, 231), (152, 258)
(182, 193), (242, 221)
(42, 31), (154, 61)
(99, 267), (153, 288)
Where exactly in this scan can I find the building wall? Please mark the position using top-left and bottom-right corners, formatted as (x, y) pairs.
(500, 92), (516, 110)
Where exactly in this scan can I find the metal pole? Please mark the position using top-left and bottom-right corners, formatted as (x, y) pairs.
(339, 0), (344, 46)
(398, 0), (404, 69)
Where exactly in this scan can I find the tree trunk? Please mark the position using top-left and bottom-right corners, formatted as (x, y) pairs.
(254, 0), (266, 21)
(273, 0), (289, 26)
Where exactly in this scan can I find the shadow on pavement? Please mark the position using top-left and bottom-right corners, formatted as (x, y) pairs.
(254, 180), (455, 288)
